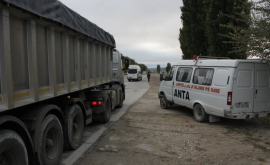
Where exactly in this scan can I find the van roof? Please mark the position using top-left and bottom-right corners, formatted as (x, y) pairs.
(129, 65), (141, 69)
(174, 59), (266, 67)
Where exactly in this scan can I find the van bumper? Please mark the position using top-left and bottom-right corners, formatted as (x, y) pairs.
(224, 110), (270, 119)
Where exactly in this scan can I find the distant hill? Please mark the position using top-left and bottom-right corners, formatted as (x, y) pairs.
(148, 67), (166, 73)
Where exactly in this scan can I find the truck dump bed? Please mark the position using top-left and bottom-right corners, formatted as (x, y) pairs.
(0, 0), (114, 111)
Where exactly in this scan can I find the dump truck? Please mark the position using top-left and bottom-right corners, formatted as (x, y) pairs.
(0, 1), (128, 165)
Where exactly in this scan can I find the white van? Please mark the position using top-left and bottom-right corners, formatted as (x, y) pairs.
(127, 65), (142, 81)
(158, 58), (270, 122)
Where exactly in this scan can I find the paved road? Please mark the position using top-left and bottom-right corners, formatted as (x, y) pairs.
(60, 75), (150, 165)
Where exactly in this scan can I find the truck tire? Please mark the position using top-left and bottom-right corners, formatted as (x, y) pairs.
(63, 104), (84, 150)
(95, 95), (111, 123)
(116, 92), (124, 108)
(38, 114), (63, 165)
(0, 130), (28, 165)
(160, 95), (169, 109)
(193, 104), (208, 122)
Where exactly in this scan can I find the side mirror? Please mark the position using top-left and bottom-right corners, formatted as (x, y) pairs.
(160, 74), (164, 81)
(125, 59), (129, 69)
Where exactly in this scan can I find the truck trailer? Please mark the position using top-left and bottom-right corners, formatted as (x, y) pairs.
(0, 1), (128, 165)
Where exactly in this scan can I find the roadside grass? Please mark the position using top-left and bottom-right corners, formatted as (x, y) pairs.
(253, 116), (270, 126)
(253, 144), (270, 153)
(257, 157), (266, 162)
(265, 142), (270, 145)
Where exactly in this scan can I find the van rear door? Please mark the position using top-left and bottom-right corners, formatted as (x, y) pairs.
(254, 63), (270, 112)
(232, 63), (254, 113)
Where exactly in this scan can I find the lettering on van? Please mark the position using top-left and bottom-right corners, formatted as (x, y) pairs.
(174, 89), (190, 101)
(176, 83), (220, 94)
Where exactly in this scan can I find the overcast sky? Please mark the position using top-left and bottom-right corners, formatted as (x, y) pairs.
(60, 0), (183, 68)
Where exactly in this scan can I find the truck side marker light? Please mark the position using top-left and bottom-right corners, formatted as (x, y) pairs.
(67, 96), (71, 99)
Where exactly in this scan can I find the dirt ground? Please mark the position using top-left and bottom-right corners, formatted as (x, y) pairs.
(76, 74), (270, 165)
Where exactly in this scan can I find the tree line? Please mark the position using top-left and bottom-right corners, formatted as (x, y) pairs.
(156, 63), (171, 73)
(179, 0), (270, 61)
(122, 55), (148, 72)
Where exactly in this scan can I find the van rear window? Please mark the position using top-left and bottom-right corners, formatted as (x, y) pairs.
(128, 69), (137, 74)
(176, 68), (193, 83)
(193, 68), (214, 86)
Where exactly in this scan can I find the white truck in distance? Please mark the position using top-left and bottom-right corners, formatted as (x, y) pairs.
(0, 1), (128, 165)
(158, 57), (270, 122)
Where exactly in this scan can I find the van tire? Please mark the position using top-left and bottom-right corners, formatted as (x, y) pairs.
(193, 104), (208, 122)
(160, 95), (168, 109)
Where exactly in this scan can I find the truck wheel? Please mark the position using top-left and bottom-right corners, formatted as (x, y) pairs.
(160, 95), (168, 109)
(116, 92), (124, 108)
(97, 96), (111, 123)
(38, 114), (63, 165)
(193, 104), (208, 122)
(64, 104), (84, 150)
(0, 130), (28, 165)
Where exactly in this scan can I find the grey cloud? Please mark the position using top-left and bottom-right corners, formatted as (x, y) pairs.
(60, 0), (183, 68)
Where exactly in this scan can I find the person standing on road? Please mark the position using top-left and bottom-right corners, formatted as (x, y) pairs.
(147, 72), (151, 82)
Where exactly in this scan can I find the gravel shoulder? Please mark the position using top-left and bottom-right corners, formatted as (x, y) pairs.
(76, 74), (270, 165)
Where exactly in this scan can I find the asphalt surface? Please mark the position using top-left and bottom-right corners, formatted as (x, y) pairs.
(60, 75), (150, 165)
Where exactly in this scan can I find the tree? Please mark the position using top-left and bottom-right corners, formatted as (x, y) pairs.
(166, 63), (171, 73)
(246, 0), (270, 61)
(205, 0), (250, 59)
(179, 0), (208, 59)
(122, 55), (148, 72)
(220, 0), (270, 61)
(179, 0), (251, 59)
(138, 63), (148, 71)
(219, 0), (252, 58)
(157, 64), (161, 73)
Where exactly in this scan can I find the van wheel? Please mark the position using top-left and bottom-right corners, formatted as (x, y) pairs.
(38, 114), (63, 165)
(63, 104), (84, 150)
(193, 104), (208, 122)
(160, 95), (168, 109)
(0, 130), (28, 165)
(128, 80), (131, 82)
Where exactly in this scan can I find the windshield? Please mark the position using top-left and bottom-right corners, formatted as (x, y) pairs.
(128, 69), (137, 74)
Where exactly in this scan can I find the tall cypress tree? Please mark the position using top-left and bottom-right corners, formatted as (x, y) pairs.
(179, 0), (208, 59)
(205, 0), (250, 59)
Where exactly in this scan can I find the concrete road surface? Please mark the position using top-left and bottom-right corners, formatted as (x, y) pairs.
(60, 75), (150, 165)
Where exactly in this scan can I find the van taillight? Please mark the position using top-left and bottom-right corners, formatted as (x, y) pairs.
(227, 92), (232, 105)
